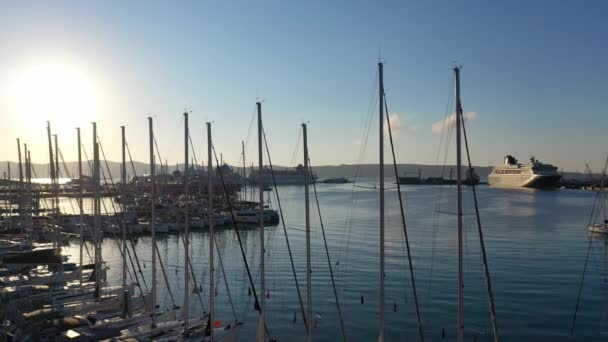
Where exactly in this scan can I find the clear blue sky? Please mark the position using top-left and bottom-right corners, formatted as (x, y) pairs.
(1, 0), (607, 172)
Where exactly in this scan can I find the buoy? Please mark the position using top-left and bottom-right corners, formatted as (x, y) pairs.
(441, 328), (445, 338)
(360, 295), (364, 304)
(214, 320), (222, 328)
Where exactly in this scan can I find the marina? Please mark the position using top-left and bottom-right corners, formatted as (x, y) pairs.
(2, 2), (608, 341)
(0, 58), (603, 342)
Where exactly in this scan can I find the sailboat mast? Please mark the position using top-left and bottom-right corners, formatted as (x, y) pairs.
(46, 123), (56, 251)
(121, 125), (129, 317)
(54, 134), (61, 256)
(23, 145), (30, 235)
(148, 117), (157, 328)
(454, 66), (465, 342)
(257, 101), (266, 338)
(26, 150), (32, 235)
(207, 122), (215, 342)
(378, 62), (385, 341)
(303, 123), (312, 342)
(7, 162), (11, 232)
(183, 113), (190, 332)
(242, 141), (246, 203)
(16, 139), (23, 230)
(77, 128), (84, 289)
(93, 122), (101, 300)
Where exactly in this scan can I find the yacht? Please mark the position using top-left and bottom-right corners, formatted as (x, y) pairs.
(488, 155), (561, 188)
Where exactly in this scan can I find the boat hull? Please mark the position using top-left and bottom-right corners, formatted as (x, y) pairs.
(488, 174), (561, 189)
(589, 224), (608, 234)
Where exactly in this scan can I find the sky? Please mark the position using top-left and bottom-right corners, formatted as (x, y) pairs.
(1, 0), (607, 172)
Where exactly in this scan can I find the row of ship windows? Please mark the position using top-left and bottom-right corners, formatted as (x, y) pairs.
(494, 170), (523, 175)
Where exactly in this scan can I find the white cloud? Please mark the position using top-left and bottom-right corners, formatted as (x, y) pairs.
(383, 113), (417, 138)
(384, 113), (401, 137)
(431, 112), (477, 135)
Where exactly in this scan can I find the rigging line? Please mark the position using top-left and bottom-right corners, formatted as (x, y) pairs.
(125, 141), (139, 180)
(215, 234), (238, 320)
(153, 135), (164, 175)
(93, 140), (149, 293)
(178, 233), (207, 313)
(308, 158), (347, 342)
(288, 129), (303, 169)
(262, 127), (309, 333)
(384, 94), (424, 342)
(339, 69), (379, 276)
(244, 105), (257, 152)
(460, 109), (500, 342)
(55, 148), (95, 264)
(571, 154), (608, 335)
(154, 241), (177, 308)
(55, 149), (78, 215)
(132, 133), (178, 308)
(124, 138), (159, 292)
(74, 146), (99, 265)
(426, 77), (456, 308)
(188, 132), (199, 167)
(211, 145), (271, 337)
(94, 140), (145, 292)
(80, 145), (113, 266)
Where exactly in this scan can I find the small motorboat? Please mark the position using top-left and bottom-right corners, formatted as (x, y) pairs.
(589, 223), (608, 234)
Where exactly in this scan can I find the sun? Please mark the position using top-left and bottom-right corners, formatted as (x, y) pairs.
(10, 63), (99, 131)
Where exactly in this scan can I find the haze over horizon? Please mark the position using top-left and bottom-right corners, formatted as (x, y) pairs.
(1, 1), (607, 172)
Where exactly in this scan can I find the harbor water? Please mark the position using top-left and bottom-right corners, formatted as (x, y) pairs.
(60, 184), (605, 341)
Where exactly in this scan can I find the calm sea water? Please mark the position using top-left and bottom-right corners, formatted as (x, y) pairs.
(62, 184), (607, 341)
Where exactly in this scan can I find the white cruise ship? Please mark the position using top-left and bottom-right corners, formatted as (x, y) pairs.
(488, 155), (561, 188)
(249, 164), (318, 185)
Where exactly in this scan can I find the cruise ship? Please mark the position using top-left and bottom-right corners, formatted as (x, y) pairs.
(488, 155), (561, 188)
(248, 164), (318, 185)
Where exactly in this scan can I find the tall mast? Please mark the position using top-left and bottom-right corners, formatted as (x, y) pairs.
(183, 113), (190, 332)
(121, 126), (129, 317)
(45, 123), (56, 251)
(23, 145), (30, 236)
(93, 122), (101, 300)
(378, 62), (385, 342)
(454, 66), (464, 342)
(7, 162), (11, 232)
(16, 139), (23, 230)
(54, 134), (60, 257)
(242, 141), (246, 203)
(257, 101), (266, 341)
(303, 123), (312, 342)
(77, 128), (84, 289)
(26, 150), (32, 235)
(207, 122), (215, 342)
(22, 145), (27, 233)
(148, 117), (157, 328)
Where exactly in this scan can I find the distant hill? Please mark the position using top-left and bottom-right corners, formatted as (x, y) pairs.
(0, 161), (592, 182)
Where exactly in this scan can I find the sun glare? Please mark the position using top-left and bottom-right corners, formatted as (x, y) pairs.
(10, 63), (98, 131)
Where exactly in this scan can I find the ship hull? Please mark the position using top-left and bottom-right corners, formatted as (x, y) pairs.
(488, 174), (561, 189)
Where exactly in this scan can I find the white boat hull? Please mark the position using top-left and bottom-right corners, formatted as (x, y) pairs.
(589, 224), (608, 234)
